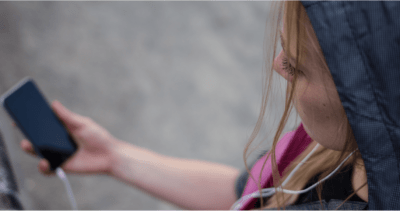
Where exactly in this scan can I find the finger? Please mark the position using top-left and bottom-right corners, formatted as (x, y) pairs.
(51, 100), (86, 132)
(20, 139), (37, 157)
(39, 159), (55, 176)
(12, 122), (16, 127)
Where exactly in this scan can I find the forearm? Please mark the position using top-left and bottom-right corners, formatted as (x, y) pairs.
(109, 140), (240, 210)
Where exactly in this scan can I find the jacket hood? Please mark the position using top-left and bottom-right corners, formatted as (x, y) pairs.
(301, 1), (400, 209)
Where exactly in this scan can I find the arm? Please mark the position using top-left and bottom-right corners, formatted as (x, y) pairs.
(109, 140), (241, 210)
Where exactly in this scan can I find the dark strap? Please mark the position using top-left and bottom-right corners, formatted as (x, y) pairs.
(0, 131), (24, 210)
(263, 199), (368, 210)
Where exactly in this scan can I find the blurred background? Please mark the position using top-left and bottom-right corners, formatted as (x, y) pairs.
(0, 2), (299, 210)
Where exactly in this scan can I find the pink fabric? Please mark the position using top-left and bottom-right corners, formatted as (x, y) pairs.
(239, 123), (313, 210)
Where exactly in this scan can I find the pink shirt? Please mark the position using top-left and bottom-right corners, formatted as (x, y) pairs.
(239, 123), (313, 210)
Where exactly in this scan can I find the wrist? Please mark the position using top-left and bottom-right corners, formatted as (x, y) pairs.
(107, 139), (156, 179)
(107, 138), (128, 177)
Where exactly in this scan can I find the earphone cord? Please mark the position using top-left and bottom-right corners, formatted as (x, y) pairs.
(230, 144), (358, 210)
(56, 167), (78, 210)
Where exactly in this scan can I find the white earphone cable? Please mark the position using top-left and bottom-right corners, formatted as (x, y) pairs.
(56, 167), (78, 210)
(231, 143), (358, 210)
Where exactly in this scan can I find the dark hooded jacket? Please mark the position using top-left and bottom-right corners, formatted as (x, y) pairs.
(235, 1), (400, 210)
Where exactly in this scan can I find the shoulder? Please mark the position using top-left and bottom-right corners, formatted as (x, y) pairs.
(235, 149), (270, 199)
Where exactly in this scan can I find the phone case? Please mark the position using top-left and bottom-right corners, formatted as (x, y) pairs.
(0, 77), (78, 171)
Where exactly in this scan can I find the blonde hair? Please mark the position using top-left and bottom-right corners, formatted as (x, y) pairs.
(242, 1), (368, 209)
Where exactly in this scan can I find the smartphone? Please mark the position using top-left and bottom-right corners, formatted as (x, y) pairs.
(0, 77), (78, 172)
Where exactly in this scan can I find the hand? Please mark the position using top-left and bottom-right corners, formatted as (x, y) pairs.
(19, 100), (120, 177)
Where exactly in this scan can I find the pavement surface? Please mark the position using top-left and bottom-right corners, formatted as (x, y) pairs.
(0, 2), (299, 210)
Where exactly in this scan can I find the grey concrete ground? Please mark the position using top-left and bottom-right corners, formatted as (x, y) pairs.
(0, 2), (299, 210)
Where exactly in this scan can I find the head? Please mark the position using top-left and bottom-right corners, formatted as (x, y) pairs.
(274, 1), (348, 151)
(243, 1), (365, 209)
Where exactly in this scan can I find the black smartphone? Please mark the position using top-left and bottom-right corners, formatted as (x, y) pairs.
(0, 77), (78, 172)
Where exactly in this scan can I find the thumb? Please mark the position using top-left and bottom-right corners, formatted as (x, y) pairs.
(51, 100), (85, 132)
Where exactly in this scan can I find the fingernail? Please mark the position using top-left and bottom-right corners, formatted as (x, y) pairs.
(57, 101), (64, 109)
(53, 100), (60, 107)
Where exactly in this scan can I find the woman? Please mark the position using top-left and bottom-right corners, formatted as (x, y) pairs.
(19, 1), (400, 210)
(234, 1), (399, 210)
(233, 1), (368, 209)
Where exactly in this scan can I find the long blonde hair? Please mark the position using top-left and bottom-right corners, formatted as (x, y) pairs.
(242, 1), (368, 209)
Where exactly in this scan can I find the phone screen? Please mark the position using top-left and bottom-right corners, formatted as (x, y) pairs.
(2, 78), (78, 171)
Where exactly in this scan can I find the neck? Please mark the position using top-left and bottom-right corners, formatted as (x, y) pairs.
(352, 158), (368, 202)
